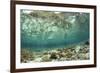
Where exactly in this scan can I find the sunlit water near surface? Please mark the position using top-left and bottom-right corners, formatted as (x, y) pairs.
(21, 10), (90, 51)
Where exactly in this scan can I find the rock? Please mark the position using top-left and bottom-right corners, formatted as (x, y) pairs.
(66, 53), (73, 58)
(75, 45), (81, 53)
(71, 54), (78, 60)
(60, 57), (67, 61)
(42, 54), (51, 62)
(50, 49), (59, 54)
(78, 53), (89, 60)
(79, 47), (89, 53)
(85, 41), (89, 45)
(50, 52), (58, 60)
(58, 52), (66, 58)
(21, 49), (35, 63)
(34, 58), (42, 62)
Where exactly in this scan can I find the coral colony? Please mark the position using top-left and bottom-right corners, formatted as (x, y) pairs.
(20, 10), (90, 63)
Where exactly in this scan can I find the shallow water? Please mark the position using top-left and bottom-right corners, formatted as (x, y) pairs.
(21, 10), (89, 51)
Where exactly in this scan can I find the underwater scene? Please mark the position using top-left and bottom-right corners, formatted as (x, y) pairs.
(20, 9), (90, 63)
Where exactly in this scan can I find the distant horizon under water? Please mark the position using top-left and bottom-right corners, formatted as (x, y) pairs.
(20, 9), (90, 62)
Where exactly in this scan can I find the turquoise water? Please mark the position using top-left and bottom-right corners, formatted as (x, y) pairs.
(21, 10), (89, 51)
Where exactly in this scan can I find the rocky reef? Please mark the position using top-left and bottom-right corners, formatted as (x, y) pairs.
(21, 42), (90, 63)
